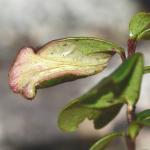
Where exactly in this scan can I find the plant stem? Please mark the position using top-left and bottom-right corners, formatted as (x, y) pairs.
(126, 136), (135, 150)
(126, 105), (136, 150)
(127, 39), (137, 57)
(127, 105), (136, 123)
(121, 51), (126, 62)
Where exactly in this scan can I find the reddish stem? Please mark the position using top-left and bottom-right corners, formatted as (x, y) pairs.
(127, 39), (137, 57)
(126, 136), (135, 150)
(120, 51), (126, 62)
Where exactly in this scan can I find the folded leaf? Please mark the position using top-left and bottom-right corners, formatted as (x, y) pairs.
(136, 109), (150, 126)
(58, 53), (143, 132)
(129, 12), (150, 40)
(9, 37), (124, 99)
(90, 132), (124, 150)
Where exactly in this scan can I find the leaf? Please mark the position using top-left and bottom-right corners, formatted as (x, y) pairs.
(120, 53), (144, 105)
(58, 53), (143, 132)
(81, 53), (144, 107)
(58, 99), (100, 132)
(129, 12), (150, 40)
(90, 132), (124, 150)
(144, 66), (150, 74)
(127, 122), (141, 140)
(8, 37), (124, 99)
(136, 109), (150, 126)
(58, 102), (122, 132)
(94, 104), (122, 129)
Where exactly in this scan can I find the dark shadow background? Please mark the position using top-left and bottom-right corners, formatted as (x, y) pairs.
(0, 0), (150, 150)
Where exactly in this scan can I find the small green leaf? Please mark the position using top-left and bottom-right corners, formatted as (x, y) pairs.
(127, 122), (141, 140)
(129, 12), (150, 40)
(90, 132), (124, 150)
(144, 66), (150, 74)
(58, 53), (143, 132)
(136, 109), (150, 126)
(9, 37), (124, 99)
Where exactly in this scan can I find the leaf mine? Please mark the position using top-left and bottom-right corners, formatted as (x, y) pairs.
(9, 37), (123, 99)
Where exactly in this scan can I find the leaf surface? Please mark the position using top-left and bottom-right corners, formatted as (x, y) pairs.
(127, 122), (141, 140)
(58, 101), (122, 132)
(58, 53), (143, 132)
(81, 53), (144, 107)
(129, 12), (150, 40)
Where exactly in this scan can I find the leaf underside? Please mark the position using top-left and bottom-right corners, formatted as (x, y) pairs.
(9, 37), (124, 99)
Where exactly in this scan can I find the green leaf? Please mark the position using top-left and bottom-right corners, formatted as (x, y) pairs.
(8, 37), (124, 99)
(120, 53), (144, 105)
(127, 122), (141, 140)
(136, 109), (150, 126)
(94, 104), (122, 129)
(144, 66), (150, 74)
(58, 99), (100, 132)
(90, 132), (124, 150)
(129, 12), (150, 40)
(58, 102), (122, 132)
(81, 53), (144, 107)
(58, 53), (143, 132)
